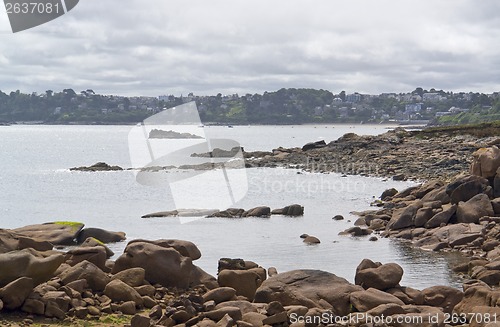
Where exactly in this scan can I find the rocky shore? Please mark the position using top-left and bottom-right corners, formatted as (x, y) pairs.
(6, 124), (500, 326)
(0, 221), (494, 327)
(244, 126), (500, 181)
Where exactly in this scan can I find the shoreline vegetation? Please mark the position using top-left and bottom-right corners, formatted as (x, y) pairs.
(1, 88), (499, 126)
(1, 123), (500, 326)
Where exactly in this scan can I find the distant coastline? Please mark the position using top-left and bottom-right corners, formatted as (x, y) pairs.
(1, 87), (498, 127)
(2, 120), (406, 127)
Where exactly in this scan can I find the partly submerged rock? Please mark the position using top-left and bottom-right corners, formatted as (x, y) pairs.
(271, 204), (304, 216)
(142, 209), (219, 218)
(70, 162), (123, 172)
(148, 129), (203, 139)
(13, 222), (84, 246)
(242, 206), (271, 218)
(303, 235), (321, 244)
(76, 228), (126, 244)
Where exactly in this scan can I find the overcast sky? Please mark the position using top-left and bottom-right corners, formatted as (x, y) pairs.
(1, 0), (499, 97)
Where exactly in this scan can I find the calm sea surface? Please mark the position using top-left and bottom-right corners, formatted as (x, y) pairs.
(0, 124), (467, 289)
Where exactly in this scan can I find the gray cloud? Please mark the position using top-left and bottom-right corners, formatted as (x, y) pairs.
(0, 0), (499, 96)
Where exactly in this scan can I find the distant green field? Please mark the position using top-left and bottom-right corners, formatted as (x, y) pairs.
(417, 120), (500, 138)
(437, 112), (500, 125)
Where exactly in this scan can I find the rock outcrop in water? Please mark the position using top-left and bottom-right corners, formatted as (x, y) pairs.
(244, 128), (500, 181)
(142, 204), (304, 219)
(148, 129), (203, 139)
(70, 162), (123, 172)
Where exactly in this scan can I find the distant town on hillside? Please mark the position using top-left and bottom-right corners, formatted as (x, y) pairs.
(0, 88), (499, 125)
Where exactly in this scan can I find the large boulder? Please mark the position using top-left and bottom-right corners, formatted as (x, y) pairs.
(126, 239), (201, 260)
(421, 186), (450, 204)
(218, 258), (246, 271)
(446, 174), (489, 195)
(386, 201), (422, 230)
(0, 277), (33, 309)
(111, 267), (146, 287)
(64, 246), (107, 271)
(271, 204), (304, 216)
(450, 179), (489, 204)
(386, 286), (424, 305)
(303, 235), (321, 244)
(380, 188), (398, 200)
(79, 237), (114, 257)
(58, 260), (110, 292)
(424, 204), (457, 229)
(254, 270), (363, 316)
(470, 146), (500, 179)
(302, 140), (326, 151)
(453, 286), (500, 314)
(190, 266), (218, 290)
(413, 207), (434, 227)
(207, 208), (245, 218)
(112, 241), (197, 289)
(13, 222), (84, 245)
(104, 279), (143, 306)
(355, 260), (403, 291)
(415, 180), (445, 199)
(42, 291), (71, 319)
(0, 249), (64, 287)
(70, 162), (123, 172)
(0, 229), (19, 254)
(350, 288), (404, 312)
(242, 207), (271, 218)
(430, 223), (483, 248)
(202, 287), (237, 304)
(422, 285), (463, 313)
(218, 268), (265, 301)
(493, 198), (500, 214)
(215, 300), (257, 314)
(0, 229), (53, 254)
(456, 194), (494, 224)
(76, 227), (126, 244)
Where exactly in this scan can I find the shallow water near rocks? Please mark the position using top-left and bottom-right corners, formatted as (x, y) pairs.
(0, 124), (467, 289)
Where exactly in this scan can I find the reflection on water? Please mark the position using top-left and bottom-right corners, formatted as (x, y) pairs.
(389, 238), (468, 289)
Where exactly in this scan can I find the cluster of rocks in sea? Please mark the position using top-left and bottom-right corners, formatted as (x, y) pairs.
(142, 205), (304, 219)
(70, 162), (124, 172)
(148, 130), (203, 139)
(1, 221), (493, 327)
(244, 128), (500, 181)
(69, 128), (500, 180)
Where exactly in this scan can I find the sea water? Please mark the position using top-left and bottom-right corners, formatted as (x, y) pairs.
(0, 124), (466, 288)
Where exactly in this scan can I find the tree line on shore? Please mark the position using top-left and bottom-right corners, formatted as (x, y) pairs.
(0, 87), (499, 124)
